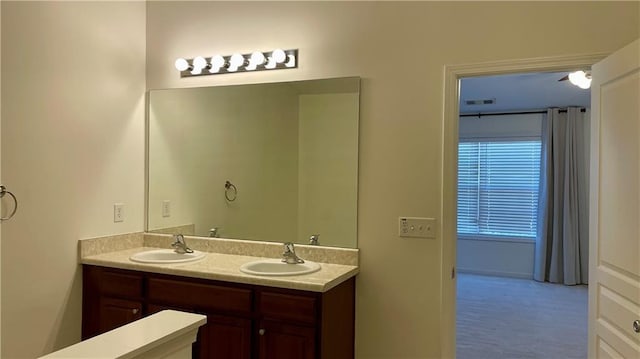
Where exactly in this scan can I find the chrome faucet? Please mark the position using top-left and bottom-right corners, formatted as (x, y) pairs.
(309, 234), (320, 245)
(282, 242), (304, 264)
(209, 227), (219, 238)
(171, 234), (194, 254)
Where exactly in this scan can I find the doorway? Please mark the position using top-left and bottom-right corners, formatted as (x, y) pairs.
(440, 53), (606, 359)
(455, 71), (590, 358)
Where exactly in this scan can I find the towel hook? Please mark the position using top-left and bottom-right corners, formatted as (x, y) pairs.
(0, 185), (18, 221)
(224, 181), (237, 202)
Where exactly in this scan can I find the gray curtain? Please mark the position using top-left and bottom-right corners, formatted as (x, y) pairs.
(534, 107), (589, 285)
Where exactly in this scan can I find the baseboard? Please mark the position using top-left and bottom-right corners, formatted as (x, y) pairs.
(457, 267), (533, 279)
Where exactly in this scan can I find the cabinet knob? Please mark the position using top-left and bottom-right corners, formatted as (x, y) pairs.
(132, 308), (139, 315)
(634, 320), (640, 333)
(259, 329), (265, 336)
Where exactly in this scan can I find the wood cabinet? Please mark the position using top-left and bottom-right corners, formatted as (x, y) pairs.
(258, 320), (315, 359)
(82, 266), (144, 337)
(98, 297), (142, 333)
(82, 265), (355, 359)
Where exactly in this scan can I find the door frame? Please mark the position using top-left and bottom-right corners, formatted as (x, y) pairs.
(440, 52), (607, 358)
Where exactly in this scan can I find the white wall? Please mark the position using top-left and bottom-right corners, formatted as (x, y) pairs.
(145, 2), (638, 358)
(459, 113), (543, 139)
(298, 93), (358, 247)
(457, 239), (535, 278)
(1, 2), (145, 357)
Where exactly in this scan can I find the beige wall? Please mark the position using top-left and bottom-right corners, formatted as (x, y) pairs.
(0, 1), (635, 358)
(0, 2), (2, 353)
(146, 2), (638, 358)
(298, 93), (358, 247)
(1, 2), (145, 358)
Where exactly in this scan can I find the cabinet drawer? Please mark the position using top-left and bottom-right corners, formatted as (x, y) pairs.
(99, 270), (144, 298)
(148, 278), (251, 314)
(258, 291), (317, 324)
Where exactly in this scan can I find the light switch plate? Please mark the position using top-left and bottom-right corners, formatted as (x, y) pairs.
(162, 200), (171, 218)
(399, 217), (436, 239)
(114, 203), (124, 223)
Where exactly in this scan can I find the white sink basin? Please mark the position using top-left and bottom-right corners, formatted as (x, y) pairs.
(130, 249), (206, 264)
(240, 259), (321, 276)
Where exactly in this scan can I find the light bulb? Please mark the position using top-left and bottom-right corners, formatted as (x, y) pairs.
(251, 52), (266, 66)
(246, 52), (266, 71)
(210, 55), (225, 73)
(228, 53), (245, 72)
(568, 71), (591, 89)
(272, 49), (286, 63)
(577, 78), (591, 89)
(265, 56), (277, 69)
(568, 71), (585, 85)
(191, 56), (207, 75)
(193, 56), (207, 69)
(174, 58), (191, 72)
(285, 54), (296, 68)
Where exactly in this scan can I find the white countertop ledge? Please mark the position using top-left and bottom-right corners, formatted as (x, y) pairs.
(39, 310), (206, 359)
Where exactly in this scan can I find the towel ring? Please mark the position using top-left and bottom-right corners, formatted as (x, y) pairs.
(0, 185), (18, 221)
(224, 181), (237, 202)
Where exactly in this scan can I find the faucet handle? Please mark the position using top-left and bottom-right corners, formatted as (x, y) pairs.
(171, 234), (194, 254)
(283, 242), (295, 253)
(282, 242), (304, 264)
(309, 234), (320, 245)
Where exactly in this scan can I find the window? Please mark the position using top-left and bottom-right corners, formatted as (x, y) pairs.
(457, 140), (541, 239)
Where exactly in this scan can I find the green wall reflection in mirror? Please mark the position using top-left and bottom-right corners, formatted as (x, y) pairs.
(147, 77), (360, 248)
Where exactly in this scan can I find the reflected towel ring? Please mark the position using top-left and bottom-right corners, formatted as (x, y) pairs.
(0, 185), (18, 221)
(225, 181), (237, 202)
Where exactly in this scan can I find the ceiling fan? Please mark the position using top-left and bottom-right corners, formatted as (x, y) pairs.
(558, 70), (592, 89)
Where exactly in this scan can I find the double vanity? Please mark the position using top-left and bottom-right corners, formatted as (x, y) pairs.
(78, 76), (362, 358)
(79, 232), (359, 359)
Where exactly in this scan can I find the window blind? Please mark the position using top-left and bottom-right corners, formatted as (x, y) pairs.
(457, 140), (541, 238)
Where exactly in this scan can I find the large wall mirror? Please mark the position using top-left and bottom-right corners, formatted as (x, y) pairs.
(147, 77), (360, 248)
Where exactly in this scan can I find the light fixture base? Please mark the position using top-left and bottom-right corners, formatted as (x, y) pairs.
(177, 49), (298, 78)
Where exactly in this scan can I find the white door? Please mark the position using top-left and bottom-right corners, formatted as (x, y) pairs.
(588, 39), (640, 359)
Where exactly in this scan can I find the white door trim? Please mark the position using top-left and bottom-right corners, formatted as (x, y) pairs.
(441, 52), (608, 358)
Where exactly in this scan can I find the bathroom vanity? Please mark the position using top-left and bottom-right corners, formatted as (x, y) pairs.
(80, 233), (359, 359)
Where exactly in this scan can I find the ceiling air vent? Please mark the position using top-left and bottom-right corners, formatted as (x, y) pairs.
(465, 98), (496, 106)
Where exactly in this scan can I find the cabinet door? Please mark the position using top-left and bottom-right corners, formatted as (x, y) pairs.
(208, 314), (252, 359)
(149, 304), (252, 359)
(258, 320), (315, 359)
(98, 297), (142, 333)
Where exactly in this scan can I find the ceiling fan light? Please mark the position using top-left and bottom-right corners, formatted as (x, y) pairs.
(568, 71), (591, 89)
(578, 78), (592, 89)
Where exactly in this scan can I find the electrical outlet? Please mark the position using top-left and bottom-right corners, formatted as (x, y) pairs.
(399, 217), (436, 239)
(114, 203), (124, 223)
(162, 200), (171, 218)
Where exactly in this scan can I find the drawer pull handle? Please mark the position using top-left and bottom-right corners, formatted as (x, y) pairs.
(259, 329), (265, 336)
(132, 309), (139, 315)
(634, 320), (640, 333)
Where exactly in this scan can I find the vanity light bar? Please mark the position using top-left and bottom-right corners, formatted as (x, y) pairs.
(175, 49), (298, 78)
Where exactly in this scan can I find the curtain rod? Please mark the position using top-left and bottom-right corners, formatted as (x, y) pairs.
(460, 108), (587, 118)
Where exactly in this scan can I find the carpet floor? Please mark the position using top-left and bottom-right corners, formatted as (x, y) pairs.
(456, 273), (588, 359)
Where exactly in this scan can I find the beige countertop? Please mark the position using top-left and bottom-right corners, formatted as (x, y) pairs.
(81, 245), (359, 293)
